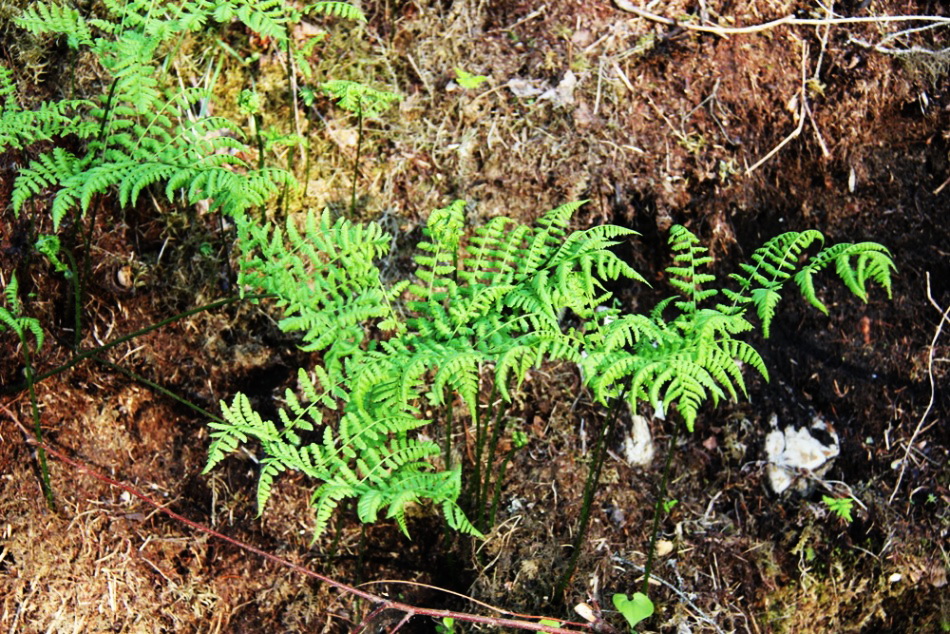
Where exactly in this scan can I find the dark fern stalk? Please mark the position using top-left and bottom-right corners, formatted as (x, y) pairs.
(350, 97), (364, 217)
(62, 247), (81, 350)
(443, 384), (454, 470)
(0, 293), (274, 396)
(0, 275), (53, 507)
(91, 355), (222, 422)
(642, 417), (680, 595)
(553, 387), (628, 598)
(488, 429), (527, 528)
(478, 397), (508, 532)
(23, 335), (55, 509)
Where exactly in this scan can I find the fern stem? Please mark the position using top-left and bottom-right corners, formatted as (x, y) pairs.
(349, 101), (364, 218)
(470, 380), (497, 519)
(91, 355), (223, 422)
(554, 387), (627, 599)
(254, 111), (265, 171)
(488, 443), (519, 528)
(478, 394), (508, 531)
(642, 417), (681, 595)
(61, 247), (82, 351)
(443, 386), (454, 470)
(0, 293), (274, 396)
(20, 336), (55, 509)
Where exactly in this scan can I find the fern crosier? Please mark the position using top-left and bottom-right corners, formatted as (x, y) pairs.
(0, 274), (44, 351)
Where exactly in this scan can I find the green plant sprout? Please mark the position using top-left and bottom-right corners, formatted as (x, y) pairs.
(823, 495), (855, 523)
(435, 616), (456, 634)
(455, 67), (489, 90)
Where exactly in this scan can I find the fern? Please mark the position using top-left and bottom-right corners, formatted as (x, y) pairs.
(321, 79), (401, 117)
(721, 230), (895, 336)
(0, 274), (44, 351)
(205, 204), (896, 537)
(205, 200), (649, 538)
(583, 224), (894, 431)
(3, 1), (316, 229)
(16, 2), (93, 48)
(309, 2), (366, 21)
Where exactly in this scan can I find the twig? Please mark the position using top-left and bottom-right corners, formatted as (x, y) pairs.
(1, 415), (595, 634)
(808, 1), (833, 159)
(489, 4), (547, 34)
(358, 579), (584, 623)
(849, 36), (950, 56)
(745, 39), (809, 175)
(612, 1), (950, 36)
(934, 174), (950, 195)
(889, 272), (949, 504)
(804, 99), (830, 158)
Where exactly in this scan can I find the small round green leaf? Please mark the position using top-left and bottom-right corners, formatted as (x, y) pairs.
(612, 592), (654, 630)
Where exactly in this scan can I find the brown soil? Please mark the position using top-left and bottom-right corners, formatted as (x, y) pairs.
(1, 1), (947, 632)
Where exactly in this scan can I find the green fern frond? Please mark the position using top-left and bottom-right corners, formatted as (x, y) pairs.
(235, 0), (292, 41)
(0, 274), (45, 351)
(256, 460), (286, 514)
(311, 482), (354, 540)
(794, 242), (895, 312)
(16, 2), (93, 49)
(308, 1), (366, 21)
(12, 149), (83, 226)
(321, 79), (400, 117)
(430, 351), (480, 418)
(666, 225), (718, 313)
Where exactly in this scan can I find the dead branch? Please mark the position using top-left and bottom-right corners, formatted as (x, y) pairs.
(889, 273), (950, 504)
(745, 39), (809, 175)
(612, 1), (950, 37)
(1, 408), (594, 634)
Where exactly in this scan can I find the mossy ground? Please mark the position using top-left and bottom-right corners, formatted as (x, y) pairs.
(1, 1), (947, 631)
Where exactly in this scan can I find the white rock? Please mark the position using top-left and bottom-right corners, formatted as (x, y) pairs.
(623, 415), (655, 467)
(506, 78), (544, 98)
(765, 414), (840, 494)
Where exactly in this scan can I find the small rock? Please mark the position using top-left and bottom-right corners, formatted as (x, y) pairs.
(539, 70), (577, 107)
(622, 415), (655, 467)
(506, 78), (544, 98)
(764, 414), (839, 495)
(605, 503), (625, 526)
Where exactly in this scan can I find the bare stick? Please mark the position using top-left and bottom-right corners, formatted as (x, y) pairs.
(1, 412), (593, 634)
(612, 1), (950, 36)
(745, 39), (809, 175)
(849, 37), (950, 56)
(889, 273), (949, 504)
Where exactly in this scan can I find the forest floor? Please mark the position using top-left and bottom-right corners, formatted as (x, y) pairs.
(1, 1), (948, 632)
